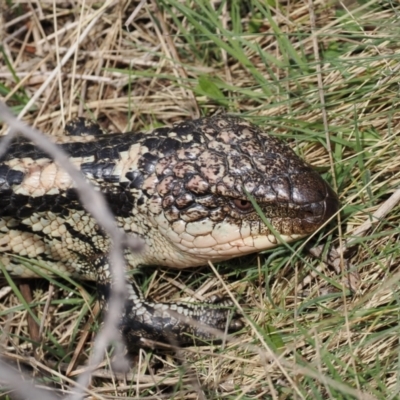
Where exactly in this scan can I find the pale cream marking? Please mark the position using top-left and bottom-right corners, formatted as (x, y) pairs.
(173, 241), (195, 253)
(211, 222), (242, 244)
(40, 163), (59, 191)
(240, 223), (251, 239)
(185, 219), (214, 236)
(53, 134), (99, 144)
(14, 165), (42, 195)
(65, 214), (93, 233)
(165, 229), (182, 244)
(171, 220), (186, 234)
(11, 157), (93, 196)
(186, 174), (209, 193)
(142, 175), (159, 194)
(154, 212), (170, 231)
(180, 232), (195, 243)
(42, 225), (53, 235)
(148, 196), (162, 214)
(6, 231), (44, 257)
(81, 156), (95, 163)
(252, 233), (304, 249)
(213, 242), (234, 251)
(218, 130), (237, 143)
(6, 158), (26, 170)
(0, 236), (9, 249)
(193, 234), (217, 248)
(157, 176), (174, 195)
(198, 151), (226, 184)
(182, 133), (193, 142)
(118, 143), (142, 183)
(215, 247), (246, 256)
(123, 222), (130, 231)
(176, 146), (201, 160)
(54, 158), (84, 190)
(70, 210), (85, 223)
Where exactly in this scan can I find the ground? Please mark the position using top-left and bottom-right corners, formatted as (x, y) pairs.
(1, 0), (400, 399)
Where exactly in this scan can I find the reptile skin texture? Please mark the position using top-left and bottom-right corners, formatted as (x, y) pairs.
(0, 115), (339, 348)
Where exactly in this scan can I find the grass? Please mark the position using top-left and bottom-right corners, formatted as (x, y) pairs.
(1, 0), (400, 398)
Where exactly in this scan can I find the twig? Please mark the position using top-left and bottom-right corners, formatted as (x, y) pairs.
(0, 101), (142, 400)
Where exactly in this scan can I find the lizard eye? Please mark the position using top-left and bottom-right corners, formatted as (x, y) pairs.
(232, 199), (253, 212)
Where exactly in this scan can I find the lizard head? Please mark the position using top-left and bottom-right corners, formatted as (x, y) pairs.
(134, 116), (339, 267)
